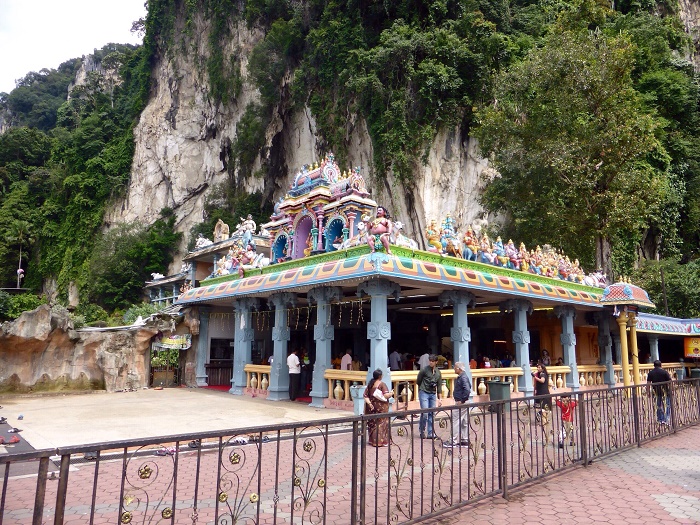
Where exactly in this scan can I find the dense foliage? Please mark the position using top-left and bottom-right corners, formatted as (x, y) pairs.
(0, 43), (179, 316)
(0, 0), (699, 319)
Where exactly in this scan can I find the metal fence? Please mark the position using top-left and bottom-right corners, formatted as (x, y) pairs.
(1, 379), (699, 525)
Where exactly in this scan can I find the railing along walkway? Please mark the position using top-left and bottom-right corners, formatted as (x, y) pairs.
(1, 380), (698, 524)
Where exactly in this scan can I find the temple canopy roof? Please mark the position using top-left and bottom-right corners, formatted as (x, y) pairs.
(600, 280), (655, 309)
(635, 312), (700, 336)
(176, 246), (603, 311)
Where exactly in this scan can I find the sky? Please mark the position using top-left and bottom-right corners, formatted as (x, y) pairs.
(0, 0), (147, 94)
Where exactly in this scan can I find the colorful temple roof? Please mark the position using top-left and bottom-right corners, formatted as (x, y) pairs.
(600, 281), (655, 308)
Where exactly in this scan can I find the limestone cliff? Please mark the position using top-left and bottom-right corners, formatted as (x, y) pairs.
(103, 16), (494, 271)
(0, 305), (165, 393)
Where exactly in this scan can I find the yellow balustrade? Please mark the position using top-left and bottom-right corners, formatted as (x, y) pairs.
(611, 362), (684, 385)
(545, 366), (571, 391)
(576, 365), (606, 388)
(244, 364), (271, 389)
(323, 369), (368, 401)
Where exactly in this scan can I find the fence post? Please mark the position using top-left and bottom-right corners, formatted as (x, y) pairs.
(497, 401), (508, 498)
(632, 385), (642, 447)
(53, 455), (71, 525)
(32, 457), (50, 525)
(669, 381), (676, 433)
(350, 420), (359, 525)
(359, 418), (367, 525)
(577, 392), (587, 467)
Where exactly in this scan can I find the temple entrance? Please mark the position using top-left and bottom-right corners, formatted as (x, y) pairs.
(272, 234), (289, 262)
(149, 347), (182, 387)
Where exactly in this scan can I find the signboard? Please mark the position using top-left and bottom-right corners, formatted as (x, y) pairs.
(685, 337), (700, 358)
(154, 334), (192, 350)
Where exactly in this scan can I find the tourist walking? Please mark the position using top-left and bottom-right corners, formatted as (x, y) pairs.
(444, 361), (471, 447)
(363, 369), (394, 447)
(647, 360), (672, 424)
(389, 349), (403, 371)
(287, 348), (301, 401)
(417, 354), (442, 439)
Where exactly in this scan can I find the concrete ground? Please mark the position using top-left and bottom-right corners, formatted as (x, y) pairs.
(0, 387), (348, 449)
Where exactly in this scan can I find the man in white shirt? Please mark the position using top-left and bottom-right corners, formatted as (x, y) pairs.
(340, 349), (353, 370)
(389, 349), (402, 371)
(287, 349), (301, 401)
(418, 352), (431, 370)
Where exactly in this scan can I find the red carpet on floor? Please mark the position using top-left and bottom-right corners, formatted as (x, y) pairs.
(295, 396), (312, 403)
(205, 385), (230, 391)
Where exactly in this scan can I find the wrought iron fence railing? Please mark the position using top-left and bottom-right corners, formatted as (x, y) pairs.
(1, 379), (698, 525)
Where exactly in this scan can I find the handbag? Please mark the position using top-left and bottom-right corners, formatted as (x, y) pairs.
(373, 388), (388, 402)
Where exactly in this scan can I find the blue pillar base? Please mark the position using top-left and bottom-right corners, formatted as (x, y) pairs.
(266, 386), (290, 401)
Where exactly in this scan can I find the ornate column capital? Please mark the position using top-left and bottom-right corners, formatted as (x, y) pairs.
(451, 326), (471, 342)
(314, 325), (335, 341)
(242, 328), (255, 342)
(233, 298), (260, 312)
(500, 299), (533, 315)
(357, 279), (401, 301)
(598, 333), (612, 348)
(560, 333), (577, 347)
(268, 292), (296, 310)
(647, 334), (659, 342)
(512, 330), (531, 344)
(367, 322), (391, 341)
(439, 290), (475, 308)
(308, 286), (343, 305)
(554, 305), (577, 320)
(272, 326), (291, 341)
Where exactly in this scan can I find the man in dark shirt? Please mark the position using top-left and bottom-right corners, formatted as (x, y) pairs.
(416, 354), (442, 439)
(647, 360), (672, 424)
(444, 362), (471, 447)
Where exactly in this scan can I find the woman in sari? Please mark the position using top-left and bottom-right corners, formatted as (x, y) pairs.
(363, 369), (394, 447)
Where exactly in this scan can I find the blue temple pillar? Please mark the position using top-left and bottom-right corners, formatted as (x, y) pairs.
(308, 286), (343, 407)
(594, 312), (615, 386)
(357, 279), (401, 384)
(555, 305), (580, 391)
(500, 299), (534, 395)
(230, 298), (260, 395)
(440, 290), (475, 390)
(195, 308), (210, 386)
(267, 292), (297, 401)
(649, 335), (660, 362)
(613, 333), (621, 365)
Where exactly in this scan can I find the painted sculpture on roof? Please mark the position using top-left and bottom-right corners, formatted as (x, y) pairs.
(424, 213), (607, 287)
(262, 153), (418, 262)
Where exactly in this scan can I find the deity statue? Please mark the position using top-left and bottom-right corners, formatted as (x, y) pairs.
(518, 243), (530, 272)
(425, 219), (442, 252)
(304, 233), (314, 257)
(239, 214), (256, 247)
(493, 236), (508, 267)
(213, 219), (230, 243)
(478, 234), (496, 264)
(238, 244), (258, 277)
(194, 233), (213, 250)
(366, 206), (393, 254)
(505, 239), (519, 270)
(462, 227), (478, 261)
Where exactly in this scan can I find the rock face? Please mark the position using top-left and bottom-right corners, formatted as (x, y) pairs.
(104, 14), (494, 269)
(0, 305), (161, 393)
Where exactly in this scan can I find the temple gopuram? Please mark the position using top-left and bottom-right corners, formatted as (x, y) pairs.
(157, 154), (700, 410)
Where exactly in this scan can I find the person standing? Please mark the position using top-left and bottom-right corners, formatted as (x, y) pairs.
(389, 349), (403, 371)
(287, 348), (301, 401)
(363, 369), (394, 447)
(444, 362), (471, 447)
(417, 354), (442, 439)
(647, 360), (672, 424)
(341, 349), (353, 370)
(418, 351), (431, 370)
(532, 362), (551, 421)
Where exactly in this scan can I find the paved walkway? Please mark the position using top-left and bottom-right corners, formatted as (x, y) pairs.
(1, 389), (699, 524)
(422, 424), (700, 524)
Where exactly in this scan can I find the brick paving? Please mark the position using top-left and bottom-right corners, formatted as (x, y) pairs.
(421, 425), (700, 525)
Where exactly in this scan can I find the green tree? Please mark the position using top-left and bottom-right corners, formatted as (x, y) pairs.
(475, 28), (669, 276)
